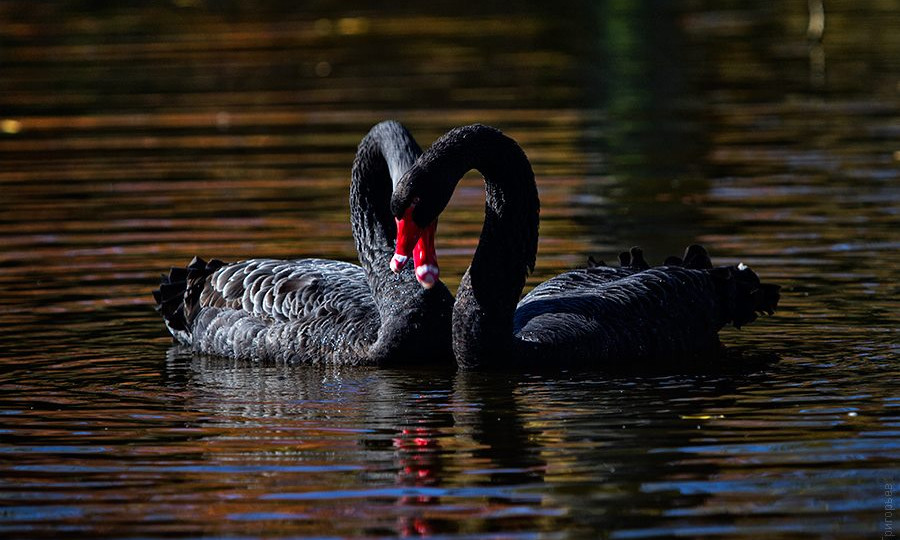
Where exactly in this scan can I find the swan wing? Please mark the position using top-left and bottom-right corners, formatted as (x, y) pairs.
(518, 265), (639, 309)
(513, 267), (726, 361)
(156, 257), (381, 363)
(201, 258), (375, 322)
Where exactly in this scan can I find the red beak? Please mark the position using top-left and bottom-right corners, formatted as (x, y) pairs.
(391, 206), (439, 289)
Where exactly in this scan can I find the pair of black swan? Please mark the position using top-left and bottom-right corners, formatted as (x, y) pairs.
(154, 122), (779, 368)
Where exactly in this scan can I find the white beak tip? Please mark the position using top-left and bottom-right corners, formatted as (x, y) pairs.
(390, 254), (408, 273)
(415, 264), (439, 289)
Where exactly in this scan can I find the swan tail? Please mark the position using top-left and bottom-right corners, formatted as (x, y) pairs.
(669, 245), (778, 328)
(152, 256), (227, 343)
(667, 244), (779, 328)
(587, 255), (605, 268)
(714, 264), (780, 329)
(615, 247), (650, 270)
(590, 243), (780, 328)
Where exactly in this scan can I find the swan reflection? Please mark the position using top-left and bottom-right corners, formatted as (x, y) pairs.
(167, 347), (776, 535)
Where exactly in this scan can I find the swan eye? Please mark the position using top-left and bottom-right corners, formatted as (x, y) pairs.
(411, 196), (420, 207)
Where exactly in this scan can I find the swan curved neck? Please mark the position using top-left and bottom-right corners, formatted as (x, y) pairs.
(433, 126), (539, 368)
(350, 122), (421, 278)
(349, 123), (454, 365)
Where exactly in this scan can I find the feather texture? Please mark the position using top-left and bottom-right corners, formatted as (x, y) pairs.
(153, 122), (454, 366)
(389, 125), (779, 369)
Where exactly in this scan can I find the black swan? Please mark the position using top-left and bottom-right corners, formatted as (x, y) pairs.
(153, 121), (453, 365)
(389, 124), (780, 369)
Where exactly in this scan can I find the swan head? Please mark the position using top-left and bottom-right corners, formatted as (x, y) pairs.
(390, 128), (485, 288)
(391, 198), (440, 288)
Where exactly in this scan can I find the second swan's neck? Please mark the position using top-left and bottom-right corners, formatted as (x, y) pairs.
(349, 122), (455, 365)
(424, 125), (540, 368)
(350, 121), (421, 284)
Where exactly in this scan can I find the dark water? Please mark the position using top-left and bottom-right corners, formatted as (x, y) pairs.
(1, 1), (898, 538)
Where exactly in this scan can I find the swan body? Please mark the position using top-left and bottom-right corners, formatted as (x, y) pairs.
(391, 124), (779, 369)
(153, 121), (453, 366)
